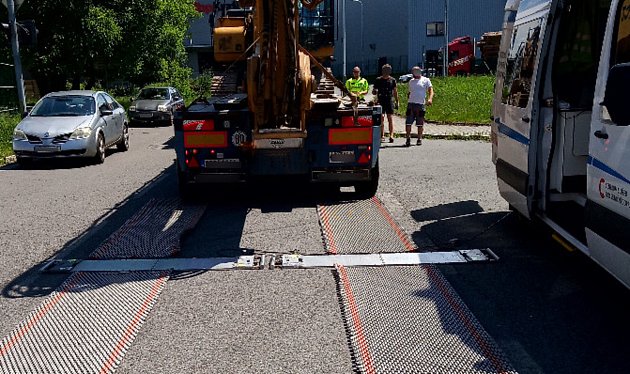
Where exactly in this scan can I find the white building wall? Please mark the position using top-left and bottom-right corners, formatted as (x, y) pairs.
(333, 0), (409, 77)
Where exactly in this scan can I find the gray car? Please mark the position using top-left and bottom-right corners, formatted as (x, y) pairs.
(128, 87), (184, 126)
(12, 90), (129, 166)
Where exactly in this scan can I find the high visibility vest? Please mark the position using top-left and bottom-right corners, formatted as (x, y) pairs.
(345, 77), (368, 99)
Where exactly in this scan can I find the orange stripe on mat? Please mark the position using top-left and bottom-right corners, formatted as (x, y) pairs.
(99, 272), (169, 374)
(336, 264), (376, 374)
(371, 196), (416, 252)
(319, 205), (339, 254)
(0, 273), (85, 358)
(426, 266), (510, 374)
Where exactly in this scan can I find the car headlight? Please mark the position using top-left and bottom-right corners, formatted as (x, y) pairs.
(13, 129), (27, 141)
(157, 105), (168, 112)
(70, 127), (92, 139)
(128, 105), (136, 112)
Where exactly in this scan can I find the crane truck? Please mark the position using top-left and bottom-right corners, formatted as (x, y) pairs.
(173, 0), (381, 197)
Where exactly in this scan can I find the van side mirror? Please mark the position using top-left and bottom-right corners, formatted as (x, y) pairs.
(602, 63), (630, 126)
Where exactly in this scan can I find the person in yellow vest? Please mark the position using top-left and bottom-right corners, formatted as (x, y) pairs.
(345, 66), (369, 101)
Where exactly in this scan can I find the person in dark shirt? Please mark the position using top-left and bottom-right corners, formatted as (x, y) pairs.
(372, 64), (399, 143)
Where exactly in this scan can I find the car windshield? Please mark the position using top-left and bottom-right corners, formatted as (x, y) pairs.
(30, 96), (96, 117)
(137, 88), (169, 100)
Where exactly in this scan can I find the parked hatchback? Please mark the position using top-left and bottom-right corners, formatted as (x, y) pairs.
(12, 90), (129, 166)
(128, 86), (184, 126)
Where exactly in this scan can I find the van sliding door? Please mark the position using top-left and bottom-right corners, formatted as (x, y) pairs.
(493, 0), (552, 217)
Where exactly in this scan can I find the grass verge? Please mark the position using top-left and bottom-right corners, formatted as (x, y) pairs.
(397, 75), (494, 125)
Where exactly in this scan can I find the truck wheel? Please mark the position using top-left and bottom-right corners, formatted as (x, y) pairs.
(177, 165), (194, 200)
(355, 162), (379, 199)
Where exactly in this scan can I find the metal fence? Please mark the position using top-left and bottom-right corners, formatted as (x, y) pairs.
(332, 55), (409, 78)
(0, 62), (18, 113)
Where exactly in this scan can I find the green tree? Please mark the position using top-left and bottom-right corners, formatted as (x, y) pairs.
(9, 0), (200, 93)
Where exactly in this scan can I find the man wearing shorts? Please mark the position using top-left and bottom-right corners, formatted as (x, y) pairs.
(405, 66), (434, 146)
(373, 64), (399, 143)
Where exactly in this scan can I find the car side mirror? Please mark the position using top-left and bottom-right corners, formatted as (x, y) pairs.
(602, 62), (630, 126)
(21, 111), (28, 119)
(100, 108), (113, 116)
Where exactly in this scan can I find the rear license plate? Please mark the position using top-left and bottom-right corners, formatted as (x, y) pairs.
(35, 145), (61, 153)
(329, 150), (355, 163)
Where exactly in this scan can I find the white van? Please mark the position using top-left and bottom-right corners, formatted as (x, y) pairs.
(492, 0), (630, 288)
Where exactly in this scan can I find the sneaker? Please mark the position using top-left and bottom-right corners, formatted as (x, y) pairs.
(405, 138), (411, 147)
(389, 137), (394, 143)
(416, 139), (422, 145)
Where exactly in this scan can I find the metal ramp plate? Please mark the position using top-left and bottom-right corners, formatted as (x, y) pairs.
(0, 272), (169, 374)
(277, 249), (497, 269)
(335, 265), (517, 373)
(318, 197), (416, 254)
(41, 256), (264, 273)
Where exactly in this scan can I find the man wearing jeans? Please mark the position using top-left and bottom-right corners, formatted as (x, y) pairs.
(405, 66), (434, 146)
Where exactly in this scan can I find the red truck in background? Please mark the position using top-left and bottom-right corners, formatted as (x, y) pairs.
(447, 36), (475, 76)
(423, 33), (500, 76)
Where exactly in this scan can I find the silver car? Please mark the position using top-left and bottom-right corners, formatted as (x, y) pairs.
(128, 86), (184, 126)
(12, 90), (129, 166)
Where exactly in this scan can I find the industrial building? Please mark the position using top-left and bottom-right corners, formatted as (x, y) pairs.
(185, 0), (506, 77)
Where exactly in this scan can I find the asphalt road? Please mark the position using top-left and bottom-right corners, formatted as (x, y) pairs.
(0, 129), (628, 373)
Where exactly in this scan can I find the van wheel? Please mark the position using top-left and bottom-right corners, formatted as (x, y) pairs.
(355, 162), (379, 199)
(94, 134), (105, 164)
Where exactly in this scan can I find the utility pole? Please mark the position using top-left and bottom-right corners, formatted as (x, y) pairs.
(352, 0), (363, 69)
(6, 0), (26, 113)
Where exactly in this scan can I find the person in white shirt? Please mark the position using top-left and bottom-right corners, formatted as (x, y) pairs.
(405, 66), (434, 146)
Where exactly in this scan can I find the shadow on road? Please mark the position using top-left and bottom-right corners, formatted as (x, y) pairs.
(408, 201), (630, 374)
(2, 170), (365, 299)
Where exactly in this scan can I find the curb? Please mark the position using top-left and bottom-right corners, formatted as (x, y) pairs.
(2, 155), (16, 166)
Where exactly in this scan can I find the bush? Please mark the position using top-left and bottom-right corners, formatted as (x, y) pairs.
(0, 113), (20, 162)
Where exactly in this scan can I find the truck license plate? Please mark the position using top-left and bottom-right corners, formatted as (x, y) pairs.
(329, 150), (355, 163)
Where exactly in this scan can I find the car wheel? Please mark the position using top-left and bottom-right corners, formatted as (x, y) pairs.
(117, 123), (130, 151)
(16, 157), (32, 168)
(94, 133), (106, 164)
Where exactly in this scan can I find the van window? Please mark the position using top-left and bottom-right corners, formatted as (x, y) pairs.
(613, 0), (630, 64)
(554, 0), (610, 109)
(502, 18), (544, 107)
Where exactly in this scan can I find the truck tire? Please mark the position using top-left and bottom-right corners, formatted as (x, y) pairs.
(177, 165), (194, 200)
(355, 162), (379, 199)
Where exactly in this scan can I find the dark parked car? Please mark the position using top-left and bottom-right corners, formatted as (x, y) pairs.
(12, 90), (129, 166)
(128, 87), (184, 126)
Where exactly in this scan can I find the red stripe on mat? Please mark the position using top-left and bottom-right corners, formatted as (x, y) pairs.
(371, 196), (416, 252)
(0, 273), (85, 358)
(336, 264), (376, 374)
(99, 272), (169, 374)
(319, 205), (339, 254)
(426, 266), (510, 374)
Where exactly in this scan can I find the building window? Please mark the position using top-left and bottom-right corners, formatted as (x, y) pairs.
(426, 22), (444, 37)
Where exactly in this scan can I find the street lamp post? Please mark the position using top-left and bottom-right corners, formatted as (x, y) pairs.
(443, 0), (449, 77)
(342, 0), (347, 80)
(352, 0), (363, 69)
